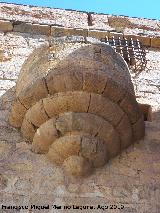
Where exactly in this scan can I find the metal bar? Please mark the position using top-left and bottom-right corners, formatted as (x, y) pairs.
(104, 36), (147, 73)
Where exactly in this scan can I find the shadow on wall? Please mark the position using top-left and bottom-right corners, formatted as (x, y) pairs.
(0, 87), (25, 161)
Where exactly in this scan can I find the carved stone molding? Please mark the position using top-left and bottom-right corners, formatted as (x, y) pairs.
(9, 36), (145, 177)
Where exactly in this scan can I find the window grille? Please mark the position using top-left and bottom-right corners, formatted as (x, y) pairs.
(102, 36), (148, 73)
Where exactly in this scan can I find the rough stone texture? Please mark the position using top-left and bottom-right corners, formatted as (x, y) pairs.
(151, 37), (160, 48)
(32, 118), (58, 154)
(0, 2), (160, 46)
(51, 27), (88, 37)
(8, 38), (144, 177)
(91, 13), (160, 39)
(13, 23), (50, 36)
(0, 3), (159, 213)
(0, 20), (13, 32)
(63, 155), (93, 177)
(0, 3), (88, 28)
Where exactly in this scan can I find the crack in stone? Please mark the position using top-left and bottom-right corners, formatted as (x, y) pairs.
(43, 77), (50, 95)
(42, 99), (50, 119)
(87, 93), (91, 113)
(17, 97), (28, 110)
(101, 79), (108, 94)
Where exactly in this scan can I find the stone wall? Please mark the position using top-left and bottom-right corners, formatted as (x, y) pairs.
(0, 3), (160, 213)
(0, 3), (160, 48)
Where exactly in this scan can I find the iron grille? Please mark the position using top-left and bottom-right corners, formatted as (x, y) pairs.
(101, 36), (148, 74)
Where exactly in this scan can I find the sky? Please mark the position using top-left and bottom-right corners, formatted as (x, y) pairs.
(0, 0), (160, 20)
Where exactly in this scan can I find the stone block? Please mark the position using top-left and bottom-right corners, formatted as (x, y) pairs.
(43, 91), (90, 117)
(125, 34), (151, 47)
(88, 93), (124, 126)
(151, 37), (160, 48)
(81, 135), (108, 168)
(88, 30), (109, 40)
(51, 26), (88, 37)
(83, 71), (108, 94)
(102, 78), (126, 103)
(32, 118), (58, 154)
(108, 31), (124, 39)
(9, 99), (27, 128)
(21, 117), (36, 142)
(120, 92), (142, 124)
(0, 20), (13, 32)
(18, 78), (48, 109)
(25, 100), (49, 127)
(50, 135), (81, 160)
(63, 155), (93, 177)
(13, 22), (51, 35)
(46, 68), (83, 95)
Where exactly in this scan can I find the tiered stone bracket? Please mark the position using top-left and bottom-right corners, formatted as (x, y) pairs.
(9, 36), (145, 176)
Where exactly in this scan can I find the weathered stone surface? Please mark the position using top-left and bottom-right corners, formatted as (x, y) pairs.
(9, 37), (136, 132)
(18, 78), (48, 109)
(41, 91), (125, 126)
(21, 117), (36, 141)
(32, 118), (58, 153)
(88, 30), (109, 39)
(56, 112), (121, 158)
(51, 26), (88, 37)
(46, 68), (83, 95)
(15, 45), (50, 96)
(151, 37), (160, 48)
(125, 34), (151, 47)
(132, 115), (145, 141)
(0, 3), (88, 28)
(97, 119), (120, 158)
(81, 135), (108, 167)
(15, 38), (134, 99)
(120, 92), (142, 124)
(25, 99), (49, 127)
(83, 71), (108, 94)
(139, 103), (152, 121)
(13, 23), (50, 35)
(49, 134), (81, 161)
(63, 155), (93, 177)
(102, 78), (126, 103)
(8, 37), (144, 178)
(89, 14), (114, 31)
(116, 114), (133, 149)
(0, 20), (13, 32)
(0, 2), (159, 211)
(43, 91), (90, 117)
(0, 80), (15, 90)
(9, 99), (27, 128)
(48, 133), (108, 171)
(88, 93), (124, 125)
(47, 147), (64, 165)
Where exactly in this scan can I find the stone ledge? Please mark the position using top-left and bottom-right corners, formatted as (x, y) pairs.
(0, 18), (160, 48)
